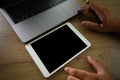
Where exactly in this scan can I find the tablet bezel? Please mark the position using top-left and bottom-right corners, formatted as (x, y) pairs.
(25, 22), (91, 78)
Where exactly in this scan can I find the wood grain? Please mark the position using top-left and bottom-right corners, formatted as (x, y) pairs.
(0, 0), (120, 80)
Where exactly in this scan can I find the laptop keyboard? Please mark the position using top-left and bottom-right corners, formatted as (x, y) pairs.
(4, 0), (67, 24)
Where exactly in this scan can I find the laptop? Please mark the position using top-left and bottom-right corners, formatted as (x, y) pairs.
(0, 0), (80, 43)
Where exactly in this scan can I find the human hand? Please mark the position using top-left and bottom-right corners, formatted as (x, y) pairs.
(78, 3), (120, 34)
(64, 56), (113, 80)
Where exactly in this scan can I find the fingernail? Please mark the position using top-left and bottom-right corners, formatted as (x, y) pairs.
(64, 67), (69, 72)
(81, 5), (87, 8)
(87, 56), (92, 60)
(81, 21), (86, 24)
(81, 21), (88, 26)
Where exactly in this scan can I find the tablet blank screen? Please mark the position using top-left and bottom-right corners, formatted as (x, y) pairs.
(31, 25), (87, 73)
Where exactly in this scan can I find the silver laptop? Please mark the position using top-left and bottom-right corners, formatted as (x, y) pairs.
(0, 0), (80, 43)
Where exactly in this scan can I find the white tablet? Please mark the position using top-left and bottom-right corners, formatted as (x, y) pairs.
(25, 22), (91, 78)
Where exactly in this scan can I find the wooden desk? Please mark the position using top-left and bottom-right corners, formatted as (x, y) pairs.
(0, 0), (120, 80)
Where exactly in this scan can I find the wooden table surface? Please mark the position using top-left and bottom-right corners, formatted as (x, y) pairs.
(0, 0), (120, 80)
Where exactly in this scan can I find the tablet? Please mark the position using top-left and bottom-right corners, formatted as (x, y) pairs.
(25, 22), (91, 78)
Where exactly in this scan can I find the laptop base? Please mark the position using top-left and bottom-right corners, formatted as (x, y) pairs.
(1, 0), (80, 43)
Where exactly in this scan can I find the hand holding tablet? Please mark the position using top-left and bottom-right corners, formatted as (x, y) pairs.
(25, 22), (91, 78)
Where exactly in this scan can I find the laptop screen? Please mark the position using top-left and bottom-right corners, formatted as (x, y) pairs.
(0, 0), (25, 8)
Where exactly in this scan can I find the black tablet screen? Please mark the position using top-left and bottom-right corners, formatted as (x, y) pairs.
(31, 25), (87, 73)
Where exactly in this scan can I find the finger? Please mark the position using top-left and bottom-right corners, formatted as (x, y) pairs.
(67, 75), (80, 80)
(87, 56), (106, 75)
(78, 3), (106, 22)
(78, 5), (91, 15)
(81, 21), (103, 32)
(90, 3), (106, 22)
(64, 67), (87, 79)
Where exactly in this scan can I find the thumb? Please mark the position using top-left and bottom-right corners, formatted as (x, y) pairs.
(81, 21), (102, 32)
